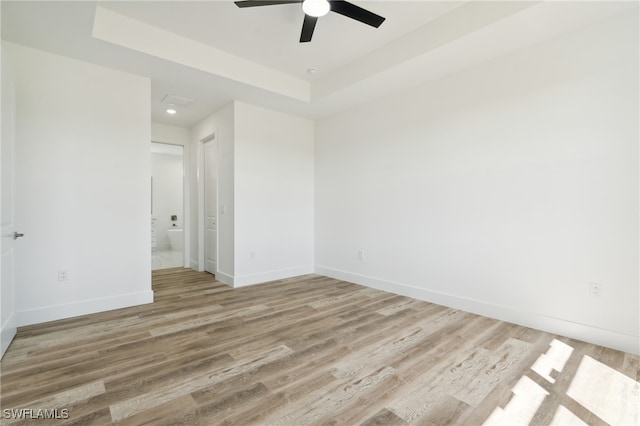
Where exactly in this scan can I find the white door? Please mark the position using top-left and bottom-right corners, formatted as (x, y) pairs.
(1, 69), (18, 357)
(204, 141), (217, 275)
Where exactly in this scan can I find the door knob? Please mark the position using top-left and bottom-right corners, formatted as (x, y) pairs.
(13, 232), (24, 240)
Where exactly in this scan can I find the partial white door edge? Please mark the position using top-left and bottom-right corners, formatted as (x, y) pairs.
(0, 313), (17, 359)
(197, 132), (216, 273)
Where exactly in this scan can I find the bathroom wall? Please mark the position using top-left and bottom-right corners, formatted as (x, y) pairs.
(151, 143), (184, 250)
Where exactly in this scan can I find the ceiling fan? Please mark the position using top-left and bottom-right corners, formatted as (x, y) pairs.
(234, 0), (385, 43)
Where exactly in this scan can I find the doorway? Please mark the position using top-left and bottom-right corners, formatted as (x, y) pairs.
(151, 142), (185, 270)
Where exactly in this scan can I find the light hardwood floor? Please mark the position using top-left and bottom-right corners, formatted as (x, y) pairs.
(1, 269), (638, 425)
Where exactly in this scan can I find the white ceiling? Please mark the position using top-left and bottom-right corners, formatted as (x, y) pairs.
(100, 1), (464, 81)
(2, 1), (636, 128)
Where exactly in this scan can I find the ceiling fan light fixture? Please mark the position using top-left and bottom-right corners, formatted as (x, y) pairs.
(234, 0), (385, 43)
(302, 0), (330, 18)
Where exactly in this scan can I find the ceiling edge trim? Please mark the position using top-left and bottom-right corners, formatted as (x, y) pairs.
(92, 6), (311, 103)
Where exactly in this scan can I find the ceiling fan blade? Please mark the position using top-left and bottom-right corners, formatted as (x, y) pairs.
(329, 1), (385, 28)
(300, 14), (318, 43)
(234, 0), (302, 8)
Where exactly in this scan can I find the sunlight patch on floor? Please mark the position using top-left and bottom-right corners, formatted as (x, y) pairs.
(483, 339), (640, 426)
(549, 405), (587, 426)
(531, 339), (573, 384)
(567, 355), (640, 426)
(482, 376), (549, 425)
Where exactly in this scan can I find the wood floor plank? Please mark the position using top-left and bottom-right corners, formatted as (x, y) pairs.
(1, 268), (637, 425)
(315, 374), (407, 426)
(109, 345), (294, 421)
(622, 352), (640, 381)
(263, 366), (398, 425)
(360, 408), (408, 426)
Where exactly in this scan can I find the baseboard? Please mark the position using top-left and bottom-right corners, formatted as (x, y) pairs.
(315, 266), (640, 355)
(232, 265), (315, 288)
(215, 270), (234, 287)
(190, 259), (200, 271)
(16, 290), (154, 327)
(1, 312), (17, 359)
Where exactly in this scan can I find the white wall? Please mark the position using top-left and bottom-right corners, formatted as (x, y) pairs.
(6, 42), (153, 325)
(190, 103), (235, 278)
(152, 123), (190, 146)
(233, 102), (314, 286)
(152, 151), (183, 249)
(189, 102), (314, 286)
(315, 13), (639, 354)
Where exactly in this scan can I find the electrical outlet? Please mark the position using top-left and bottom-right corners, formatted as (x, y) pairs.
(58, 270), (69, 282)
(590, 282), (602, 297)
(358, 249), (365, 261)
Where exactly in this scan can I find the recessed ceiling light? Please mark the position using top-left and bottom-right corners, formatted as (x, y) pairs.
(166, 105), (177, 115)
